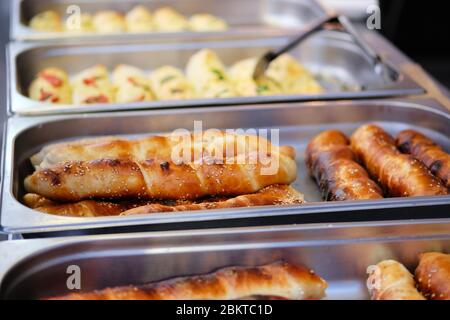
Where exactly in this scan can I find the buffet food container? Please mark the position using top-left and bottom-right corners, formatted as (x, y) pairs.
(0, 219), (449, 299)
(11, 0), (327, 42)
(8, 31), (424, 116)
(1, 98), (449, 236)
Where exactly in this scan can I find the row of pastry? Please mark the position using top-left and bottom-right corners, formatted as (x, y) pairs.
(47, 252), (450, 300)
(28, 49), (323, 105)
(23, 131), (302, 217)
(22, 125), (448, 218)
(306, 125), (449, 201)
(29, 6), (228, 33)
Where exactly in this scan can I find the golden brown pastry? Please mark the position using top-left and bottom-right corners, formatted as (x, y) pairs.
(23, 193), (140, 217)
(396, 130), (450, 188)
(415, 252), (450, 300)
(30, 132), (288, 170)
(350, 124), (447, 197)
(121, 184), (303, 215)
(47, 261), (327, 300)
(23, 185), (303, 217)
(24, 150), (297, 202)
(306, 130), (383, 201)
(367, 260), (425, 300)
(29, 67), (72, 104)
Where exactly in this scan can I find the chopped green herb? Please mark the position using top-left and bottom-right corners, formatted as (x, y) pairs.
(257, 84), (269, 94)
(160, 75), (176, 85)
(211, 68), (225, 81)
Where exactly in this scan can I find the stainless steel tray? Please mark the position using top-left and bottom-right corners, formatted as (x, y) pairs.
(8, 31), (424, 116)
(1, 99), (449, 235)
(11, 0), (327, 42)
(0, 220), (449, 299)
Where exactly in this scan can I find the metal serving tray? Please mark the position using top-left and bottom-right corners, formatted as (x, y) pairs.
(11, 0), (327, 42)
(1, 99), (449, 236)
(0, 220), (449, 299)
(8, 31), (424, 116)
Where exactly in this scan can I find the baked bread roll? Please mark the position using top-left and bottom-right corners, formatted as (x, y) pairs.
(29, 10), (63, 32)
(189, 14), (228, 31)
(153, 7), (188, 31)
(72, 65), (115, 104)
(29, 67), (72, 104)
(125, 5), (153, 32)
(23, 185), (304, 217)
(47, 261), (327, 300)
(351, 124), (447, 197)
(367, 260), (425, 300)
(266, 54), (323, 94)
(23, 193), (142, 217)
(229, 58), (282, 97)
(30, 132), (289, 170)
(112, 64), (154, 103)
(149, 65), (195, 100)
(25, 149), (297, 202)
(93, 11), (126, 33)
(415, 252), (450, 300)
(306, 130), (383, 200)
(186, 49), (236, 98)
(396, 130), (450, 188)
(65, 13), (94, 33)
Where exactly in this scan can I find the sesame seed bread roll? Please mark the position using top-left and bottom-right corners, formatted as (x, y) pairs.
(396, 130), (450, 188)
(415, 252), (450, 300)
(48, 262), (327, 300)
(351, 124), (447, 197)
(306, 130), (383, 200)
(30, 132), (288, 170)
(367, 260), (425, 300)
(23, 185), (304, 217)
(24, 150), (297, 202)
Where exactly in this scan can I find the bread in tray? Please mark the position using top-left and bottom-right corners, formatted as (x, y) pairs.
(367, 252), (450, 300)
(46, 261), (327, 300)
(24, 184), (304, 217)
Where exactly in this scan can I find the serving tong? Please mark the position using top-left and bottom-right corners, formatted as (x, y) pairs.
(253, 14), (393, 83)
